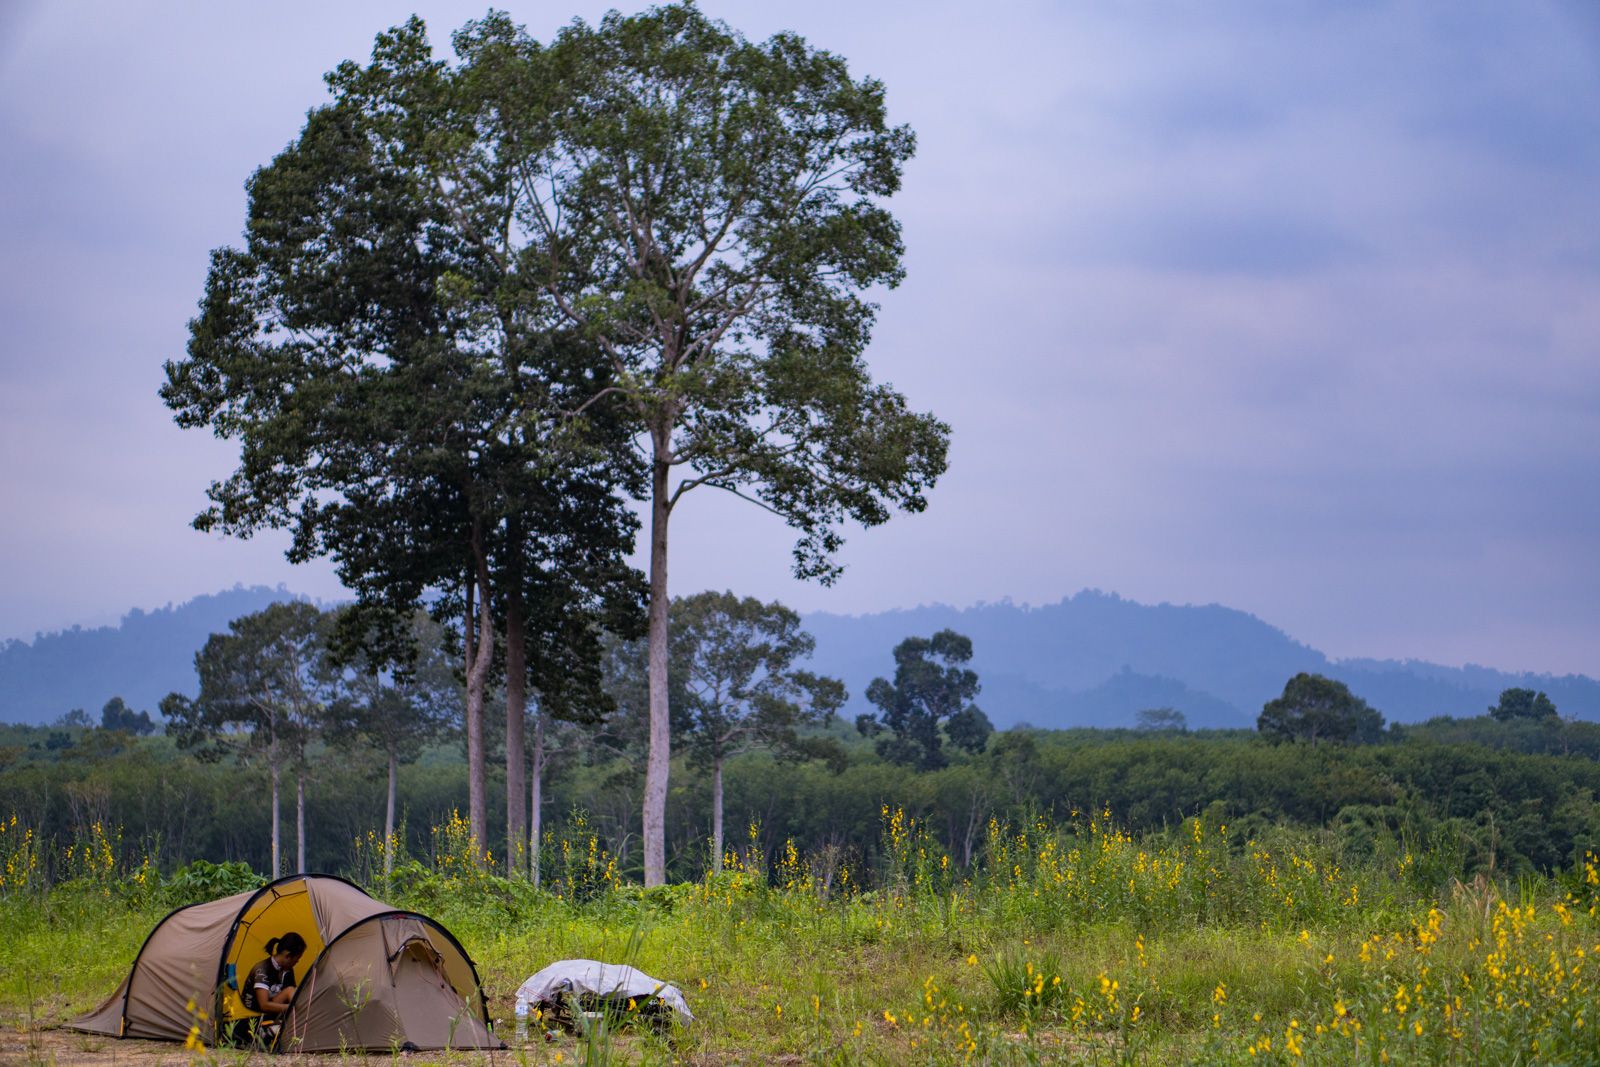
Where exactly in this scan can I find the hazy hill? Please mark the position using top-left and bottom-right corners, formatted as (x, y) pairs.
(1, 586), (1595, 729)
(0, 586), (309, 724)
(799, 591), (1600, 729)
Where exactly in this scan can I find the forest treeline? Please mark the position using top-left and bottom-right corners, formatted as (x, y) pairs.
(5, 709), (1598, 887)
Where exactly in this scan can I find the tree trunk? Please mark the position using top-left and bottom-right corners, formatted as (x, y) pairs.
(961, 789), (986, 869)
(269, 727), (281, 879)
(385, 747), (398, 877)
(643, 442), (673, 886)
(463, 569), (474, 837)
(530, 710), (544, 887)
(465, 533), (495, 858)
(711, 754), (724, 876)
(295, 768), (306, 874)
(504, 561), (527, 878)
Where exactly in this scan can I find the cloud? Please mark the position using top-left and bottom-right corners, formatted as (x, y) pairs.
(0, 0), (1596, 677)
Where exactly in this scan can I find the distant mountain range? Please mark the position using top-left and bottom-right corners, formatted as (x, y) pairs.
(0, 586), (314, 726)
(2, 586), (1596, 729)
(801, 593), (1600, 729)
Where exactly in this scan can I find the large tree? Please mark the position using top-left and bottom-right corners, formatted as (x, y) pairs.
(1258, 673), (1384, 746)
(1489, 687), (1559, 723)
(161, 15), (644, 867)
(527, 4), (949, 884)
(670, 591), (845, 873)
(857, 630), (992, 771)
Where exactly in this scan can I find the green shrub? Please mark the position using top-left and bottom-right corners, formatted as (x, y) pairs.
(163, 859), (264, 905)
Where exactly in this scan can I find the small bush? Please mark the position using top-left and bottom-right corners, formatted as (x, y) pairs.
(163, 859), (264, 905)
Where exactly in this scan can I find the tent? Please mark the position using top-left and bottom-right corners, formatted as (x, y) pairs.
(69, 873), (499, 1052)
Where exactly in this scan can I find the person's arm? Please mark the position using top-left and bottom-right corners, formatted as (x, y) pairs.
(254, 970), (296, 1016)
(254, 983), (281, 1015)
(262, 983), (296, 1014)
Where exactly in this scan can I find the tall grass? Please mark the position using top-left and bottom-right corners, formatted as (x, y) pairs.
(3, 807), (1599, 1064)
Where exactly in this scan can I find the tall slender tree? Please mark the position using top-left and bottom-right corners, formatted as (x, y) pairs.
(323, 609), (459, 873)
(161, 601), (328, 875)
(535, 578), (639, 877)
(527, 5), (949, 884)
(670, 591), (845, 873)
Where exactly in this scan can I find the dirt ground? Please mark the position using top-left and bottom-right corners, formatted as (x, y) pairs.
(3, 1029), (248, 1067)
(0, 1028), (568, 1067)
(0, 1028), (761, 1067)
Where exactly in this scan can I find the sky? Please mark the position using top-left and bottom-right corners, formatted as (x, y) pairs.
(1, 1), (1597, 676)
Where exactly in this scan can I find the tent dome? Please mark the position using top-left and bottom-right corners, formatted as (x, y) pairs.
(69, 873), (498, 1052)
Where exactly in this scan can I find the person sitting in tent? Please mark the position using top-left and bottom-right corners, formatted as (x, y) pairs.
(241, 933), (306, 1018)
(72, 874), (497, 1052)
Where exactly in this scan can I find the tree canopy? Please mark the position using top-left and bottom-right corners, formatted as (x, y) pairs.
(1135, 707), (1187, 733)
(858, 630), (992, 771)
(161, 14), (646, 862)
(1257, 673), (1384, 746)
(1490, 687), (1559, 723)
(99, 697), (156, 736)
(161, 7), (946, 884)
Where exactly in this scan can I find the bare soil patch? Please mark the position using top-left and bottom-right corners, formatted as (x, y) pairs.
(0, 1029), (579, 1067)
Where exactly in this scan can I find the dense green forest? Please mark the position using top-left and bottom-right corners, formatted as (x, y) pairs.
(5, 711), (1598, 886)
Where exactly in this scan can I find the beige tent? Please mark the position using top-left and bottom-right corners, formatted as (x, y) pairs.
(69, 873), (499, 1052)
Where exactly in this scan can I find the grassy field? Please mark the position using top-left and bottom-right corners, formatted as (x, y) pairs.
(3, 809), (1599, 1065)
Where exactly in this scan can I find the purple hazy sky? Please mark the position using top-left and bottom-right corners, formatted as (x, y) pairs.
(2, 2), (1597, 675)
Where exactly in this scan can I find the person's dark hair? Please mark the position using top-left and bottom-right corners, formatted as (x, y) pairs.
(265, 932), (307, 957)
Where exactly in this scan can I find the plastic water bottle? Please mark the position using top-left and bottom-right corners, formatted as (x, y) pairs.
(513, 994), (529, 1041)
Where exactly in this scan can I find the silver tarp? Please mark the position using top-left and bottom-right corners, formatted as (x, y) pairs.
(515, 960), (694, 1022)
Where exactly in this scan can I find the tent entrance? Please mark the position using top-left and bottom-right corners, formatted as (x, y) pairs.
(219, 878), (327, 1023)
